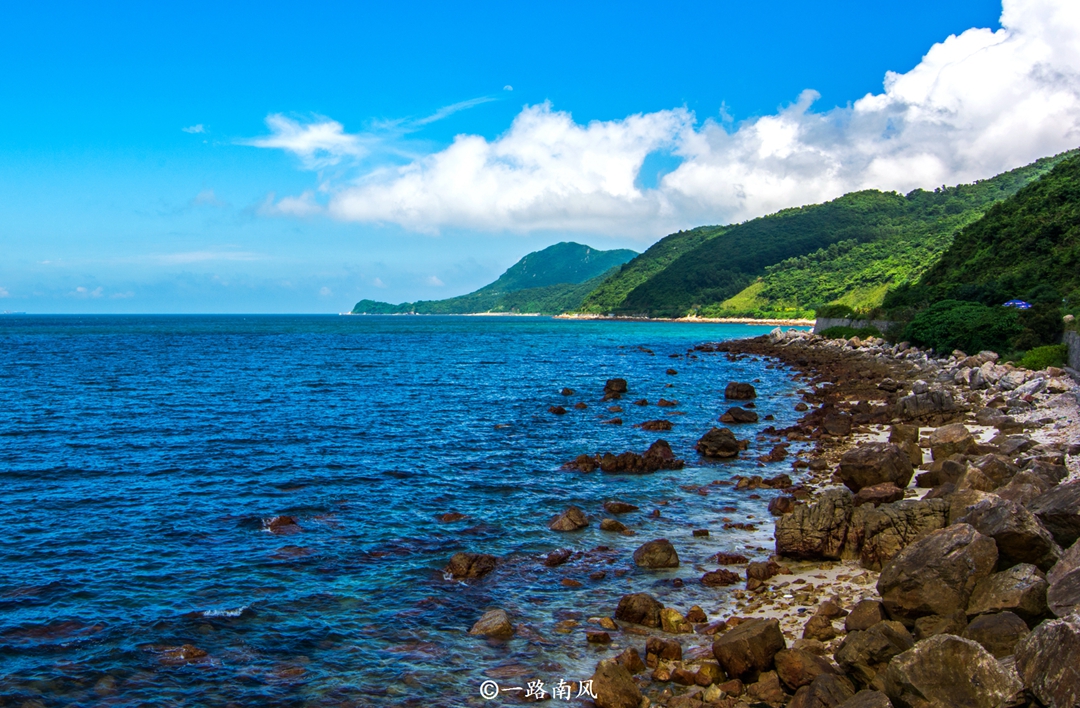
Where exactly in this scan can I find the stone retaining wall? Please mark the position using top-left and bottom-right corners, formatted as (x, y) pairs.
(1065, 330), (1080, 372)
(813, 317), (895, 335)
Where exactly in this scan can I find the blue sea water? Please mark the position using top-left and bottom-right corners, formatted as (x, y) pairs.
(0, 315), (808, 707)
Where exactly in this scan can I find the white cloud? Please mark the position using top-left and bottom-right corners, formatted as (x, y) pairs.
(0, 286), (8, 298)
(504, 85), (513, 92)
(319, 286), (332, 296)
(245, 114), (368, 169)
(71, 286), (104, 299)
(182, 124), (205, 134)
(260, 190), (323, 217)
(425, 276), (445, 286)
(257, 0), (1080, 236)
(372, 277), (387, 288)
(190, 188), (227, 208)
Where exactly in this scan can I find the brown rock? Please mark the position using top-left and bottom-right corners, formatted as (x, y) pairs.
(697, 427), (743, 458)
(561, 578), (583, 587)
(604, 500), (639, 514)
(823, 411), (853, 437)
(1048, 539), (1080, 618)
(599, 518), (628, 533)
(966, 564), (1049, 623)
(713, 551), (751, 564)
(660, 607), (693, 634)
(962, 611), (1029, 658)
(549, 405), (567, 415)
(858, 499), (949, 571)
(836, 690), (892, 708)
(746, 670), (787, 706)
(718, 678), (744, 696)
(877, 524), (998, 625)
(560, 387), (574, 396)
(633, 538), (679, 568)
(604, 378), (628, 396)
(852, 483), (905, 508)
(803, 614), (838, 642)
(838, 444), (914, 493)
(153, 644), (210, 666)
(788, 674), (856, 708)
(845, 600), (887, 633)
(721, 407), (759, 424)
(834, 620), (914, 688)
(586, 630), (612, 644)
(712, 618), (786, 682)
(882, 634), (1022, 708)
(614, 593), (663, 628)
(658, 397), (678, 406)
(775, 648), (839, 690)
(438, 512), (467, 523)
(912, 611), (967, 641)
(574, 401), (588, 410)
(549, 505), (589, 531)
(614, 647), (646, 674)
(446, 552), (497, 579)
(1029, 480), (1080, 548)
(589, 659), (642, 708)
(928, 423), (976, 460)
(702, 569), (740, 587)
(1015, 612), (1080, 708)
(640, 419), (673, 431)
(264, 515), (302, 534)
(687, 606), (708, 623)
(769, 495), (797, 516)
(671, 667), (698, 686)
(469, 609), (515, 638)
(725, 382), (757, 400)
(544, 548), (572, 567)
(795, 402), (810, 412)
(775, 489), (854, 560)
(695, 662), (724, 686)
(645, 636), (683, 665)
(955, 494), (1061, 571)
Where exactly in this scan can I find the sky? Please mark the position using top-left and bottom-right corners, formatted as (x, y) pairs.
(2, 0), (1079, 313)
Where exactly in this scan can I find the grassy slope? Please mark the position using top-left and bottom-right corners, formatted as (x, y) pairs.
(713, 150), (1078, 317)
(351, 242), (637, 315)
(574, 225), (726, 314)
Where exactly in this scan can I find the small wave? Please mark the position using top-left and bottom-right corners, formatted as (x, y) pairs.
(202, 606), (248, 618)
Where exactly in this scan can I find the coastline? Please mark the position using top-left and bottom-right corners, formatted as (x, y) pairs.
(573, 327), (1079, 707)
(341, 311), (814, 325)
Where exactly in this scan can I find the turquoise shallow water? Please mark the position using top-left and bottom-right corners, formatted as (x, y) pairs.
(0, 315), (808, 707)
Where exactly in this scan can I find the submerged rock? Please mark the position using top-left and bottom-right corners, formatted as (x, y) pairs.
(614, 593), (663, 627)
(549, 506), (589, 531)
(468, 609), (514, 639)
(604, 500), (639, 514)
(725, 382), (757, 400)
(696, 427), (745, 458)
(633, 539), (679, 568)
(446, 552), (497, 579)
(721, 406), (759, 423)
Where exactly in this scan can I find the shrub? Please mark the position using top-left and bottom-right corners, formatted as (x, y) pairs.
(819, 325), (883, 339)
(1018, 344), (1067, 370)
(815, 304), (857, 319)
(903, 300), (1023, 354)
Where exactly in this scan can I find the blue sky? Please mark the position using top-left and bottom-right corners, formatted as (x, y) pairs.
(3, 0), (1078, 313)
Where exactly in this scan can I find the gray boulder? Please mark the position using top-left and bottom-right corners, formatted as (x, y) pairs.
(1015, 612), (1080, 708)
(883, 634), (1022, 708)
(928, 423), (976, 460)
(838, 444), (914, 493)
(775, 489), (853, 560)
(696, 426), (743, 458)
(955, 494), (1061, 571)
(712, 618), (786, 682)
(788, 674), (855, 708)
(962, 611), (1029, 658)
(856, 499), (949, 571)
(877, 524), (998, 625)
(1029, 480), (1080, 547)
(1047, 539), (1080, 618)
(834, 620), (913, 689)
(966, 564), (1048, 623)
(632, 538), (679, 568)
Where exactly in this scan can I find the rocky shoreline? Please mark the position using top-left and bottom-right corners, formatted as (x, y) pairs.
(480, 328), (1080, 708)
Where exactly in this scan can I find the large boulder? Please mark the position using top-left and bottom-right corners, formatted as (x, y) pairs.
(604, 378), (628, 396)
(912, 611), (967, 641)
(856, 499), (949, 571)
(966, 564), (1049, 623)
(895, 387), (957, 420)
(712, 618), (786, 682)
(967, 453), (1019, 489)
(696, 427), (744, 458)
(838, 444), (914, 493)
(882, 634), (1022, 708)
(995, 468), (1057, 505)
(775, 489), (853, 560)
(468, 609), (514, 638)
(1015, 612), (1080, 708)
(1047, 539), (1080, 618)
(589, 659), (642, 708)
(1029, 480), (1080, 548)
(853, 483), (905, 508)
(774, 648), (839, 690)
(725, 382), (757, 400)
(614, 593), (663, 627)
(836, 691), (892, 708)
(632, 539), (679, 568)
(845, 600), (887, 633)
(962, 611), (1029, 658)
(877, 524), (998, 625)
(928, 423), (976, 460)
(549, 505), (589, 531)
(721, 406), (759, 423)
(788, 674), (855, 708)
(956, 494), (1061, 571)
(834, 620), (914, 689)
(446, 552), (497, 579)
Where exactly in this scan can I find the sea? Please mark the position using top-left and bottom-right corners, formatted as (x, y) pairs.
(0, 315), (809, 707)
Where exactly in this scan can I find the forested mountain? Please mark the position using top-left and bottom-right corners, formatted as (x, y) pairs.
(574, 149), (1077, 318)
(351, 242), (637, 315)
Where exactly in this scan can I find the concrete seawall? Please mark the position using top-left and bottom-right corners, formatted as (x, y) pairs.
(813, 317), (895, 335)
(1066, 330), (1080, 372)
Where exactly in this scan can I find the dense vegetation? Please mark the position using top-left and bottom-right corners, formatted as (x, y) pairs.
(576, 225), (726, 314)
(573, 150), (1076, 318)
(351, 242), (637, 315)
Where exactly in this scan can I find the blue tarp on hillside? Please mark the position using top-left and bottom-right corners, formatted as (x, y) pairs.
(1003, 299), (1032, 309)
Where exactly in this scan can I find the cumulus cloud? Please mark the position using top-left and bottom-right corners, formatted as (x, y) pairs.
(319, 286), (332, 296)
(256, 0), (1080, 236)
(260, 190), (323, 217)
(425, 275), (445, 286)
(0, 286), (9, 298)
(190, 188), (227, 208)
(71, 286), (104, 299)
(182, 124), (205, 134)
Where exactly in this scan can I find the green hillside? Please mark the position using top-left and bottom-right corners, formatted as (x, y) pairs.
(575, 225), (727, 314)
(351, 242), (637, 315)
(576, 149), (1077, 319)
